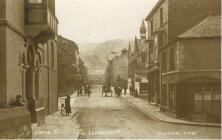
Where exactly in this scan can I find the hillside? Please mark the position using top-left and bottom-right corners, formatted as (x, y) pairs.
(79, 39), (130, 69)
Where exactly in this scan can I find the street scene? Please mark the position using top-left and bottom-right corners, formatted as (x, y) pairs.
(0, 0), (221, 139)
(73, 86), (220, 139)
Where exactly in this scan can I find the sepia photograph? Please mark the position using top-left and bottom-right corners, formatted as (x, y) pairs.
(0, 0), (221, 139)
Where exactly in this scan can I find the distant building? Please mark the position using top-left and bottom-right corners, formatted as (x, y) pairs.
(57, 36), (80, 96)
(128, 20), (149, 96)
(104, 60), (113, 85)
(88, 69), (105, 85)
(111, 49), (128, 85)
(0, 0), (58, 138)
(105, 49), (128, 87)
(160, 16), (221, 122)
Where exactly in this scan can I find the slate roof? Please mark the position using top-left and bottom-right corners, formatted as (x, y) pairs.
(178, 16), (221, 38)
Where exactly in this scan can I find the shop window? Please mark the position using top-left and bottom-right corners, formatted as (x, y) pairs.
(169, 47), (176, 71)
(169, 84), (176, 110)
(193, 84), (221, 114)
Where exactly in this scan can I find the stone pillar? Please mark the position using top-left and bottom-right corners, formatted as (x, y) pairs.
(31, 68), (37, 100)
(19, 59), (28, 103)
(35, 68), (40, 100)
(21, 67), (27, 102)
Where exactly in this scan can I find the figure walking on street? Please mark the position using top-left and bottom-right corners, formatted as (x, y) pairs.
(129, 86), (132, 95)
(65, 95), (71, 116)
(60, 103), (66, 116)
(124, 87), (127, 95)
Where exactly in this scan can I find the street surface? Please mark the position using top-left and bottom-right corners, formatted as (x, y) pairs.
(72, 85), (221, 139)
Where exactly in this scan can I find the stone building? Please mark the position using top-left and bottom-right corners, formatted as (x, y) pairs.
(110, 49), (128, 86)
(160, 16), (221, 122)
(145, 0), (221, 106)
(0, 0), (58, 138)
(57, 36), (79, 97)
(112, 49), (128, 84)
(128, 20), (148, 96)
(104, 60), (113, 86)
(128, 41), (136, 82)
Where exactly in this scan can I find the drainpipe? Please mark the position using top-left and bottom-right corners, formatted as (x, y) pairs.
(47, 42), (50, 114)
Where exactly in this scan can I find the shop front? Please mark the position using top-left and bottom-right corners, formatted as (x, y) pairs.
(176, 76), (221, 123)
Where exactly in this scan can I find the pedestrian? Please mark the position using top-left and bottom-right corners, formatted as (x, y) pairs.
(11, 95), (25, 106)
(65, 95), (71, 116)
(60, 103), (66, 116)
(80, 86), (83, 96)
(84, 84), (87, 96)
(87, 85), (91, 97)
(134, 89), (138, 97)
(88, 84), (91, 94)
(102, 85), (105, 96)
(129, 86), (132, 95)
(116, 86), (121, 97)
(124, 87), (127, 95)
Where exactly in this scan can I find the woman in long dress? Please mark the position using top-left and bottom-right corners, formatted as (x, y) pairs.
(65, 95), (71, 116)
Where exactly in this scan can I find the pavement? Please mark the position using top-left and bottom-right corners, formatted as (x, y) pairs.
(32, 92), (79, 139)
(120, 93), (221, 128)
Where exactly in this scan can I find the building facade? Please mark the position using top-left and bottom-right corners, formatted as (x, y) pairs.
(144, 0), (221, 121)
(57, 36), (80, 97)
(111, 49), (128, 85)
(105, 49), (128, 87)
(128, 21), (149, 96)
(160, 16), (221, 122)
(0, 0), (58, 138)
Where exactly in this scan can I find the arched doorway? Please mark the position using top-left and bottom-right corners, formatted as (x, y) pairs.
(26, 44), (42, 123)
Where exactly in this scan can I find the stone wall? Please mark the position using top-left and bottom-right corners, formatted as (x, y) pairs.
(181, 38), (221, 70)
(0, 107), (32, 139)
(5, 27), (24, 106)
(0, 26), (6, 107)
(168, 0), (221, 43)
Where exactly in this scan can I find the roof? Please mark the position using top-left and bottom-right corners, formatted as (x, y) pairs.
(178, 16), (221, 38)
(145, 0), (164, 20)
(58, 36), (79, 55)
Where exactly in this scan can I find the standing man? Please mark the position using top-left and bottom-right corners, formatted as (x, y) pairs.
(87, 85), (91, 97)
(65, 95), (71, 116)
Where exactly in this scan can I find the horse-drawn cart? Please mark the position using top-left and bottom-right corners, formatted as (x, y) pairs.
(102, 85), (112, 97)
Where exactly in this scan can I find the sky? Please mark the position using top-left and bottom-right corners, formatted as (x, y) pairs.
(55, 0), (158, 43)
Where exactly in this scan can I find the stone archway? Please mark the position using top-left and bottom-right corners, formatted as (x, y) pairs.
(26, 43), (45, 124)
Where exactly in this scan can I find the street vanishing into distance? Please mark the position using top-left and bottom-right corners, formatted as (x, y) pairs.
(71, 85), (221, 139)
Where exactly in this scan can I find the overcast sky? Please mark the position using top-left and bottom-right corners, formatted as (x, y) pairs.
(55, 0), (158, 43)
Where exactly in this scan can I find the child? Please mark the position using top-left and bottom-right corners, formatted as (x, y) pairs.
(60, 103), (66, 116)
